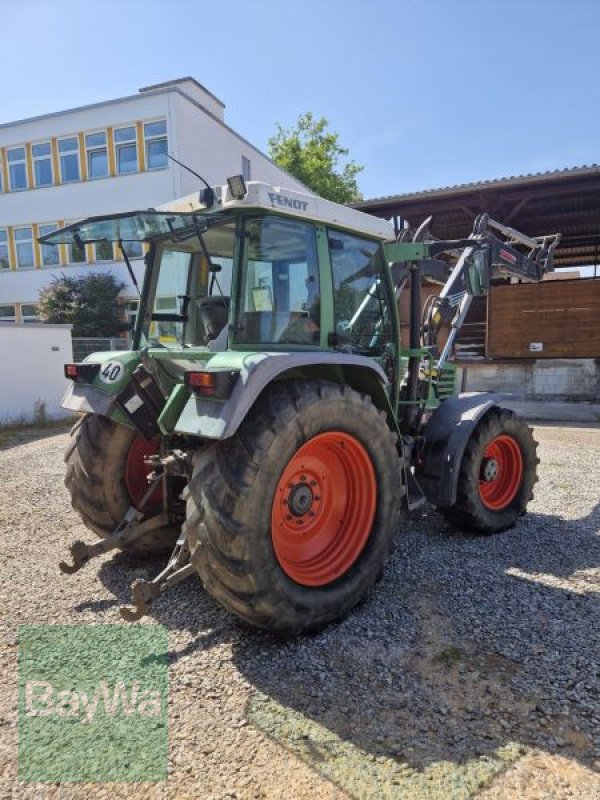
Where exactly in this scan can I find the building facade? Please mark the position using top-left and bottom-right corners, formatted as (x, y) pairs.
(0, 77), (306, 324)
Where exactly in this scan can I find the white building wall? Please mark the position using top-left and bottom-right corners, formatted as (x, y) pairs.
(0, 92), (176, 227)
(0, 78), (308, 312)
(1, 168), (175, 229)
(173, 92), (307, 195)
(0, 324), (73, 423)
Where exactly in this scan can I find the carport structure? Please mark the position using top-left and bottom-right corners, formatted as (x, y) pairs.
(355, 163), (600, 271)
(356, 165), (600, 401)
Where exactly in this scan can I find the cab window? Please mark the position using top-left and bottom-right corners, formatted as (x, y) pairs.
(328, 230), (392, 356)
(234, 216), (320, 345)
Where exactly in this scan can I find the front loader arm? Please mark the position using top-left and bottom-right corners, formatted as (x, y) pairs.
(434, 214), (561, 370)
(384, 215), (561, 373)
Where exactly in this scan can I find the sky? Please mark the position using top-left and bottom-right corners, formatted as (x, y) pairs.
(2, 0), (599, 200)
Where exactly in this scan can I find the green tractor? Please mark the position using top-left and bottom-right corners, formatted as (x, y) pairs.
(43, 177), (560, 633)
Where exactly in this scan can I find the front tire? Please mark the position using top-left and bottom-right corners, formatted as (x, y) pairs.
(442, 409), (538, 533)
(64, 414), (179, 554)
(185, 381), (404, 634)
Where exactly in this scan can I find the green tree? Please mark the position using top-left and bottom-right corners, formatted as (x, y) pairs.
(39, 272), (126, 336)
(268, 112), (363, 203)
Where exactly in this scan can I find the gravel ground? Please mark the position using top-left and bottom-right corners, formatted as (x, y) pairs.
(1, 423), (599, 799)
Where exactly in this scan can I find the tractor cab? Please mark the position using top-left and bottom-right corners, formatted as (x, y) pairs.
(41, 178), (396, 359)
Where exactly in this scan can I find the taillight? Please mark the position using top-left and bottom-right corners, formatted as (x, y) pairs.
(64, 363), (101, 383)
(184, 369), (238, 399)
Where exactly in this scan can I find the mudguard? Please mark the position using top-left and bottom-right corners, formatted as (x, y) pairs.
(61, 350), (141, 424)
(61, 382), (115, 416)
(173, 351), (392, 440)
(416, 392), (504, 509)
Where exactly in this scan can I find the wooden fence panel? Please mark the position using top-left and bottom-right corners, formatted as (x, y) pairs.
(487, 278), (600, 359)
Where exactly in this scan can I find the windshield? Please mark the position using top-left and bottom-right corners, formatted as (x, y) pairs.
(140, 219), (236, 349)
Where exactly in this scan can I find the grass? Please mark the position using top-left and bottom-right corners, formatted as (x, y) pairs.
(0, 415), (76, 449)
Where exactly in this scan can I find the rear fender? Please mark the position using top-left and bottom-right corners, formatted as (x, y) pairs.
(173, 351), (394, 440)
(416, 392), (505, 509)
(62, 382), (116, 417)
(61, 350), (140, 425)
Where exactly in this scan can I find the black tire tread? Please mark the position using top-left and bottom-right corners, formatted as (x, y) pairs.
(64, 414), (177, 555)
(185, 380), (404, 634)
(442, 408), (539, 533)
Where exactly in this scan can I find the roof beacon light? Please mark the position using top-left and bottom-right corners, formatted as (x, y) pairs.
(227, 174), (247, 199)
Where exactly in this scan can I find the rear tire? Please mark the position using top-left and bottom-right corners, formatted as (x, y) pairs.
(64, 414), (178, 555)
(442, 409), (538, 533)
(185, 380), (404, 634)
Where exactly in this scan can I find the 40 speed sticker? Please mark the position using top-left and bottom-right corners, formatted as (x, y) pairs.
(98, 360), (125, 384)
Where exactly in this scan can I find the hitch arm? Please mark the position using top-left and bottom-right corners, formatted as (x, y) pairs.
(120, 529), (194, 621)
(59, 472), (166, 574)
(59, 512), (165, 574)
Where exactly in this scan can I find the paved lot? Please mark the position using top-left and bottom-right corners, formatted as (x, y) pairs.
(1, 424), (599, 799)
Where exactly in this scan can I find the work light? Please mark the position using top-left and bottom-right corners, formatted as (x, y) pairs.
(227, 174), (247, 199)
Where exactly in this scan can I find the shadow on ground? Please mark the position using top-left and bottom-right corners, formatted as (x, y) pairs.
(94, 501), (600, 778)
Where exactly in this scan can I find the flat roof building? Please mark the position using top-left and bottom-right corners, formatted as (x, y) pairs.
(0, 77), (306, 324)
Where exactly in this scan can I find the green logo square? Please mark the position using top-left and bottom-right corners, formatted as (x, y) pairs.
(18, 624), (168, 782)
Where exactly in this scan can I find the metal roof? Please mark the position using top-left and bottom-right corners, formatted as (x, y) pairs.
(354, 164), (600, 268)
(356, 164), (600, 207)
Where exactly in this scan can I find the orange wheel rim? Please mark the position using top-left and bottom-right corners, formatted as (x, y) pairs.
(479, 434), (523, 511)
(125, 435), (162, 510)
(271, 431), (377, 587)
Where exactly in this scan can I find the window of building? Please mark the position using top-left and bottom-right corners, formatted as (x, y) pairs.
(14, 227), (34, 269)
(69, 240), (86, 263)
(242, 155), (251, 181)
(0, 230), (10, 270)
(0, 305), (16, 324)
(21, 304), (39, 323)
(125, 299), (139, 331)
(85, 131), (109, 179)
(32, 142), (53, 187)
(95, 241), (114, 262)
(114, 126), (138, 174)
(144, 120), (168, 169)
(7, 147), (27, 191)
(39, 224), (60, 266)
(122, 240), (142, 259)
(58, 137), (80, 182)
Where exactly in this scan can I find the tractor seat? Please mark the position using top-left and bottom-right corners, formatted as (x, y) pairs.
(196, 295), (230, 343)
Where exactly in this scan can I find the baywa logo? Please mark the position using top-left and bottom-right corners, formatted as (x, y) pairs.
(19, 625), (168, 782)
(25, 679), (162, 725)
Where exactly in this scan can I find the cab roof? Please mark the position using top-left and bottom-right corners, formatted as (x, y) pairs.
(161, 181), (395, 241)
(39, 181), (395, 248)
